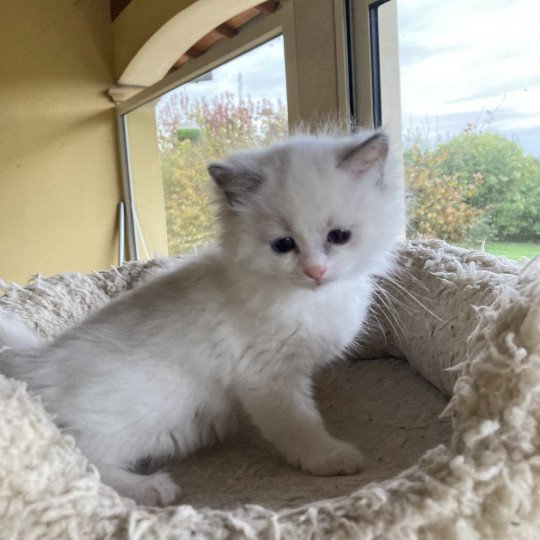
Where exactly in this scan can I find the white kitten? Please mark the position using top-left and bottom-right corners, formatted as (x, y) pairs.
(0, 131), (404, 506)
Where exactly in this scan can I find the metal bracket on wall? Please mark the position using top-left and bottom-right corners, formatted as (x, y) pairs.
(107, 85), (146, 104)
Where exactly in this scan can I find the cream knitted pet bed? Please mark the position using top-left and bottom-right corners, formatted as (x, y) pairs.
(0, 239), (538, 539)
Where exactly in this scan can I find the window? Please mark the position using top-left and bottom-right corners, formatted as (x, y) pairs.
(372, 0), (540, 260)
(124, 36), (287, 258)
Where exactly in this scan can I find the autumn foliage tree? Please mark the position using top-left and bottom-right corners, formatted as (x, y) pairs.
(404, 141), (484, 241)
(157, 91), (288, 255)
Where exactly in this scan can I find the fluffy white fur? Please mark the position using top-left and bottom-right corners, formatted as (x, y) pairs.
(0, 131), (404, 505)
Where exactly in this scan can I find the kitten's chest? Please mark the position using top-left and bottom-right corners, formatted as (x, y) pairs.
(243, 284), (370, 360)
(296, 292), (366, 352)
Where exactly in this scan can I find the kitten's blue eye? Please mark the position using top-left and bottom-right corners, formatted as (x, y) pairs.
(327, 229), (352, 245)
(271, 236), (296, 253)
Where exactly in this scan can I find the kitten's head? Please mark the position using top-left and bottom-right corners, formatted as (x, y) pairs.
(208, 131), (404, 289)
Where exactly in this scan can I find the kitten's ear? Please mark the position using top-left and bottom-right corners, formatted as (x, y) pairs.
(338, 132), (389, 179)
(208, 163), (264, 207)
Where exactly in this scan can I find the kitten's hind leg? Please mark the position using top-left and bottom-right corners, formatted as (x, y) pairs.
(97, 463), (181, 506)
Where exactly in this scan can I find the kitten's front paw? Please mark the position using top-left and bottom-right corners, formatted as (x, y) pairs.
(133, 471), (182, 506)
(301, 441), (364, 476)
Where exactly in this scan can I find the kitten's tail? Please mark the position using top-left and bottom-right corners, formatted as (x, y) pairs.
(0, 310), (44, 352)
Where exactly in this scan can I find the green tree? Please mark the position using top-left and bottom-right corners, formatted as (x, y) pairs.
(434, 127), (540, 241)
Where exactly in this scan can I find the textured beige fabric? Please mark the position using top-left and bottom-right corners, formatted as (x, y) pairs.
(0, 239), (538, 539)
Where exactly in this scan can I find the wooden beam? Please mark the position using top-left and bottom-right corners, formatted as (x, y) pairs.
(215, 23), (237, 39)
(169, 2), (276, 73)
(254, 1), (278, 16)
(184, 46), (204, 60)
(227, 8), (260, 28)
(171, 55), (190, 70)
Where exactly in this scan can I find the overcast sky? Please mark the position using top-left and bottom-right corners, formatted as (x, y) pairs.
(395, 0), (540, 158)
(157, 36), (286, 112)
(159, 0), (539, 158)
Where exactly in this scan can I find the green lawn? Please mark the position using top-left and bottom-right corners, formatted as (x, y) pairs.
(455, 241), (540, 261)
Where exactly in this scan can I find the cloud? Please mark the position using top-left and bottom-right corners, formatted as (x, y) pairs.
(396, 0), (540, 157)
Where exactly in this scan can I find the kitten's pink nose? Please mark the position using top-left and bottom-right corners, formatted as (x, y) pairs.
(304, 265), (327, 282)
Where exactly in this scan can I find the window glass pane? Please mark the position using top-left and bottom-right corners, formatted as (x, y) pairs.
(125, 35), (288, 258)
(381, 0), (540, 260)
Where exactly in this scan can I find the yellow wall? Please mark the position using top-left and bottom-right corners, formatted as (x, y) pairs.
(0, 1), (121, 284)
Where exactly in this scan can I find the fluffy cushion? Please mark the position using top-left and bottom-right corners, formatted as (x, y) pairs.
(0, 239), (538, 538)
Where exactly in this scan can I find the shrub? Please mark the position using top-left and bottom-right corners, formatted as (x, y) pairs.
(404, 141), (484, 242)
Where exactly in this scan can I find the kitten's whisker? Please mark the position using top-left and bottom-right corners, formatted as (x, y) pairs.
(384, 264), (432, 296)
(381, 277), (444, 323)
(374, 290), (407, 336)
(382, 269), (434, 300)
(366, 305), (389, 346)
(372, 290), (405, 342)
(397, 271), (432, 295)
(374, 285), (416, 317)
